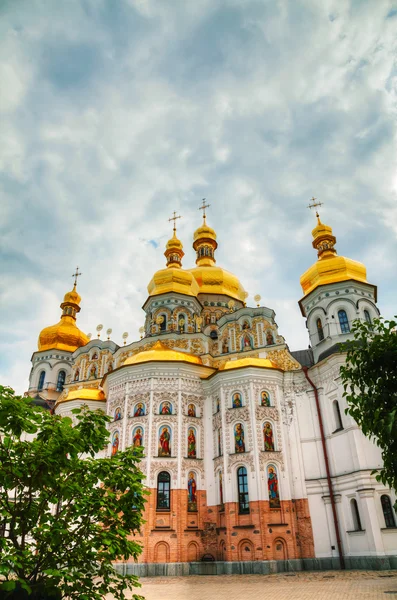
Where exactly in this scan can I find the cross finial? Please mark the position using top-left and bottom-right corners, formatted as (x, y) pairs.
(71, 266), (82, 288)
(168, 211), (182, 234)
(199, 198), (210, 221)
(307, 197), (323, 218)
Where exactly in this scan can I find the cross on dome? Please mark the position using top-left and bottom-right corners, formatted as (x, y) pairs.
(168, 211), (182, 234)
(71, 266), (82, 288)
(198, 198), (210, 222)
(307, 197), (323, 219)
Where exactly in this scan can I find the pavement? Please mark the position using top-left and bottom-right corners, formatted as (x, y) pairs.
(127, 570), (397, 600)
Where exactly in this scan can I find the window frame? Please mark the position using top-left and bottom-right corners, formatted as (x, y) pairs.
(350, 498), (363, 531)
(38, 370), (46, 391)
(56, 370), (66, 392)
(338, 309), (350, 334)
(156, 471), (171, 511)
(237, 466), (250, 515)
(381, 495), (396, 528)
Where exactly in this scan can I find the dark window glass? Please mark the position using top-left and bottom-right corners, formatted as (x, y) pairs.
(338, 310), (350, 334)
(160, 316), (167, 332)
(237, 466), (250, 514)
(56, 370), (66, 392)
(316, 318), (324, 341)
(364, 310), (371, 324)
(38, 371), (45, 391)
(333, 400), (343, 431)
(157, 471), (170, 510)
(381, 495), (396, 528)
(351, 498), (362, 531)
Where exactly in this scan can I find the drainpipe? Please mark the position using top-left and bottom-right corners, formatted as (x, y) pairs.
(302, 367), (345, 570)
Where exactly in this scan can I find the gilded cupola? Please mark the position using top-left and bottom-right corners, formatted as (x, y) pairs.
(38, 276), (90, 352)
(300, 213), (368, 297)
(188, 202), (248, 303)
(147, 215), (200, 298)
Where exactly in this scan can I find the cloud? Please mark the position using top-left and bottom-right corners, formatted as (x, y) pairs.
(1, 0), (396, 394)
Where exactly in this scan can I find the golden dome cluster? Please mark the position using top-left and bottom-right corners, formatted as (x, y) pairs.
(147, 208), (247, 303)
(300, 214), (368, 296)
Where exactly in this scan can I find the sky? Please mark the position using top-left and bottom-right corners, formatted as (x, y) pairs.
(1, 0), (397, 395)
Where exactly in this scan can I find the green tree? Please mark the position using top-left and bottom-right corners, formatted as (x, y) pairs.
(0, 386), (146, 600)
(340, 317), (397, 497)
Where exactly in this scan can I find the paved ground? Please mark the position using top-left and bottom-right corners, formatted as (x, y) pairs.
(126, 570), (397, 600)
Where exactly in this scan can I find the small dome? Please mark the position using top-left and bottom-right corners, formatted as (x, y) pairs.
(124, 341), (203, 366)
(57, 388), (106, 406)
(193, 222), (217, 243)
(218, 357), (280, 371)
(63, 285), (81, 305)
(166, 232), (183, 251)
(147, 267), (200, 298)
(38, 318), (90, 352)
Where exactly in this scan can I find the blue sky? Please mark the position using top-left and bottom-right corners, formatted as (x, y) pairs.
(1, 0), (397, 394)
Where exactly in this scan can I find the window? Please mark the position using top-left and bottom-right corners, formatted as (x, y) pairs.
(157, 472), (171, 511)
(316, 318), (324, 342)
(381, 495), (396, 528)
(159, 315), (167, 332)
(332, 400), (343, 431)
(350, 498), (362, 531)
(38, 371), (45, 391)
(364, 310), (373, 330)
(237, 466), (250, 514)
(338, 309), (350, 334)
(56, 370), (66, 392)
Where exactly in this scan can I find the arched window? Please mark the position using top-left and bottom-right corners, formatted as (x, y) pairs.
(157, 472), (171, 511)
(237, 466), (250, 514)
(316, 318), (324, 342)
(38, 371), (45, 391)
(338, 309), (350, 334)
(381, 495), (396, 528)
(332, 400), (343, 431)
(364, 310), (373, 330)
(56, 370), (66, 392)
(350, 498), (362, 531)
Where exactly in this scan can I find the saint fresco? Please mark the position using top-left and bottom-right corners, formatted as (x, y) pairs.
(261, 390), (271, 406)
(268, 466), (280, 508)
(132, 426), (143, 448)
(159, 401), (172, 415)
(234, 423), (245, 453)
(134, 403), (145, 417)
(187, 472), (197, 512)
(188, 428), (197, 458)
(158, 425), (172, 457)
(232, 392), (242, 408)
(114, 407), (122, 421)
(111, 431), (119, 456)
(188, 403), (196, 417)
(263, 422), (274, 451)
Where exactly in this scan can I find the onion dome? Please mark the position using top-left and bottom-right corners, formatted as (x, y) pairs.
(60, 388), (106, 403)
(38, 283), (90, 352)
(147, 226), (200, 298)
(218, 357), (280, 371)
(300, 214), (368, 296)
(124, 341), (203, 365)
(189, 212), (247, 302)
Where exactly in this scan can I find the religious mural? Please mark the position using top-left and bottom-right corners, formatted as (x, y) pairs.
(188, 403), (196, 417)
(234, 423), (246, 453)
(232, 392), (242, 408)
(158, 425), (172, 457)
(132, 426), (143, 448)
(134, 402), (145, 417)
(263, 422), (274, 451)
(114, 407), (122, 421)
(159, 401), (172, 415)
(187, 472), (197, 512)
(266, 331), (274, 345)
(222, 338), (229, 353)
(242, 320), (250, 330)
(89, 365), (97, 379)
(242, 333), (252, 349)
(92, 353), (98, 360)
(187, 427), (197, 458)
(267, 465), (280, 508)
(261, 390), (271, 406)
(111, 431), (119, 456)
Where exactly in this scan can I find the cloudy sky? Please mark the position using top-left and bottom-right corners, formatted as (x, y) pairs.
(1, 0), (397, 394)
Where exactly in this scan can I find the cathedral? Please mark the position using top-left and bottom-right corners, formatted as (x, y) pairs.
(26, 205), (397, 574)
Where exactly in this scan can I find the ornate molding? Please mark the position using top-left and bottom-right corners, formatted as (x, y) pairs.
(227, 452), (254, 474)
(259, 450), (285, 472)
(255, 406), (279, 421)
(225, 406), (250, 424)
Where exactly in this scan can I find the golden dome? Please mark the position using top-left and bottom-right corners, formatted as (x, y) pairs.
(147, 266), (200, 297)
(188, 265), (247, 302)
(124, 341), (203, 366)
(218, 357), (280, 371)
(193, 222), (217, 243)
(38, 283), (89, 352)
(166, 231), (183, 251)
(57, 388), (106, 405)
(300, 215), (367, 296)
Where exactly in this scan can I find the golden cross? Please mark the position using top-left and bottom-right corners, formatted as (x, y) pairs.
(71, 266), (82, 287)
(199, 198), (210, 219)
(168, 211), (182, 233)
(307, 197), (323, 217)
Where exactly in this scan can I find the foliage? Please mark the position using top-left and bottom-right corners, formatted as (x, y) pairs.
(0, 386), (146, 600)
(340, 317), (397, 495)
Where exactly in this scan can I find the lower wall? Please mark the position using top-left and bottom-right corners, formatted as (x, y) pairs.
(114, 556), (397, 577)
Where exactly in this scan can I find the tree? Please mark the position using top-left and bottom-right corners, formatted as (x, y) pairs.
(340, 317), (397, 498)
(0, 386), (146, 600)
